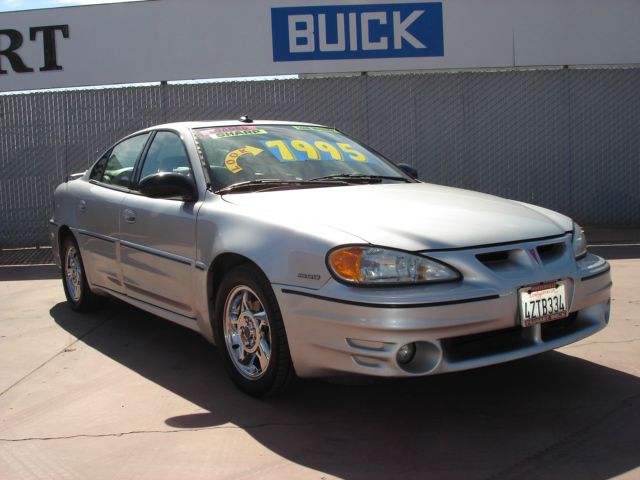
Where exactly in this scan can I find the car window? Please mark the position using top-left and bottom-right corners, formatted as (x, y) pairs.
(89, 155), (108, 181)
(99, 133), (150, 188)
(139, 131), (192, 181)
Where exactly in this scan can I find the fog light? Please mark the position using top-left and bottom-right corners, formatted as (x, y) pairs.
(396, 343), (416, 365)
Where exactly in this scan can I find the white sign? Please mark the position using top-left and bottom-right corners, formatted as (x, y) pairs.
(0, 0), (639, 92)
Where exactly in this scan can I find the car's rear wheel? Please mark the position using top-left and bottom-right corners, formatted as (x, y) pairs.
(61, 235), (106, 312)
(214, 264), (294, 397)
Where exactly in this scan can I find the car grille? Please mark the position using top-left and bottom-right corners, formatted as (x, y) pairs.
(475, 241), (566, 271)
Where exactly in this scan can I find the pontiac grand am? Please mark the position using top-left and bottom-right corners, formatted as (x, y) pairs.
(49, 119), (612, 396)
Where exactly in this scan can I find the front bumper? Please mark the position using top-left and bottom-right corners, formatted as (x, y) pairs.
(275, 238), (611, 378)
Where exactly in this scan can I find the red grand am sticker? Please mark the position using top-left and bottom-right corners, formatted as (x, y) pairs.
(199, 126), (268, 138)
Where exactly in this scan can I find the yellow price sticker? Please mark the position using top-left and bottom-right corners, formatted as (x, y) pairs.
(261, 139), (368, 162)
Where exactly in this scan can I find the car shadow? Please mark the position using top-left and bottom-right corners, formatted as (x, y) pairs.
(50, 300), (640, 480)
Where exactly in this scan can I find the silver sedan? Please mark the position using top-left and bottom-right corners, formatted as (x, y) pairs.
(49, 120), (612, 396)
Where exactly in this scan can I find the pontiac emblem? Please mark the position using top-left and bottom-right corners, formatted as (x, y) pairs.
(528, 248), (541, 264)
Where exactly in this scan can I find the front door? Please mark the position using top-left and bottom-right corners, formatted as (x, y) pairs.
(118, 131), (200, 318)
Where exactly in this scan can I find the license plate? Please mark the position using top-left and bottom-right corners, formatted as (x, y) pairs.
(519, 281), (568, 327)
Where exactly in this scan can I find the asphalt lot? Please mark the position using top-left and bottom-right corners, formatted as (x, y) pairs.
(0, 246), (638, 480)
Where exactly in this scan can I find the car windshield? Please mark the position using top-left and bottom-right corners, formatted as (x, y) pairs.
(193, 124), (411, 191)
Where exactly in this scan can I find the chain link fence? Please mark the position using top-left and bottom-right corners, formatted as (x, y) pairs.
(1, 67), (639, 248)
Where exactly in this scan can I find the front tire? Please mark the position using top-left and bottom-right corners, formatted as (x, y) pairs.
(214, 264), (294, 397)
(61, 235), (106, 312)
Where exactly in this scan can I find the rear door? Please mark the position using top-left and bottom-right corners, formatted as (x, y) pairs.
(76, 133), (150, 293)
(118, 130), (200, 318)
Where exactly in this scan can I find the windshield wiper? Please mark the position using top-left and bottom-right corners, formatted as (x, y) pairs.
(214, 178), (347, 194)
(309, 174), (412, 184)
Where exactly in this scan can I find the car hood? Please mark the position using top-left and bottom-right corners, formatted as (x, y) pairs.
(222, 183), (573, 251)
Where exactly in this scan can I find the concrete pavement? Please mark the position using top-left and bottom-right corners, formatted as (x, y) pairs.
(0, 247), (639, 480)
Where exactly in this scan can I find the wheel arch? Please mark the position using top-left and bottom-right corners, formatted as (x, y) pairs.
(57, 225), (74, 246)
(207, 252), (266, 326)
(56, 225), (77, 260)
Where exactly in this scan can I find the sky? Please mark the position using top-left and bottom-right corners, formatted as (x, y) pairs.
(0, 0), (146, 12)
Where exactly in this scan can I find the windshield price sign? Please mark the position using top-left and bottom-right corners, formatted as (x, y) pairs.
(271, 3), (444, 62)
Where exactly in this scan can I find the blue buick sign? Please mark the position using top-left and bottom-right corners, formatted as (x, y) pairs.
(271, 3), (443, 62)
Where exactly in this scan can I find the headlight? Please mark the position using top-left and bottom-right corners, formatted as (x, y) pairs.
(572, 223), (587, 259)
(327, 246), (460, 286)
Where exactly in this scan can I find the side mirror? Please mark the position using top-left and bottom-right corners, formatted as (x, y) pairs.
(397, 163), (419, 180)
(138, 172), (197, 201)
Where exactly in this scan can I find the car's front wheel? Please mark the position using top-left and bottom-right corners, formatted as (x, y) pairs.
(214, 264), (294, 397)
(61, 235), (106, 312)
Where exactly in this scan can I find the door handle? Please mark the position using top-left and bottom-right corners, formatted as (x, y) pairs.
(123, 208), (136, 223)
(78, 200), (87, 212)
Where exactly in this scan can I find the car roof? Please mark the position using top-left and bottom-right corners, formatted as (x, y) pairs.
(144, 119), (325, 131)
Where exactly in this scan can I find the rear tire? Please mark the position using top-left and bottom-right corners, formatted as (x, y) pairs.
(213, 264), (294, 397)
(61, 235), (107, 312)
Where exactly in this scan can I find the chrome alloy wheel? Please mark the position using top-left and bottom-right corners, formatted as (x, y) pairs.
(64, 245), (83, 303)
(223, 286), (272, 380)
